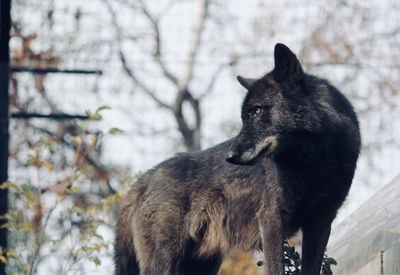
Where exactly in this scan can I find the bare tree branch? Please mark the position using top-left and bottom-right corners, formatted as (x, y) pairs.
(181, 0), (210, 89)
(172, 90), (202, 150)
(118, 51), (171, 109)
(176, 0), (210, 97)
(199, 59), (236, 100)
(158, 0), (179, 19)
(170, 0), (211, 150)
(104, 0), (171, 109)
(106, 0), (213, 151)
(137, 0), (179, 86)
(186, 93), (201, 149)
(29, 123), (117, 195)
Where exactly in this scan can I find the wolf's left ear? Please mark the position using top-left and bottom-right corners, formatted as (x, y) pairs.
(272, 43), (303, 83)
(237, 76), (257, 90)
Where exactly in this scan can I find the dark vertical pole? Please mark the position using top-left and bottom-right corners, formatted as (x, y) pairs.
(0, 0), (11, 274)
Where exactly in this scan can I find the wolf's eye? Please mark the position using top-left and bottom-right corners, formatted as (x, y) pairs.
(251, 107), (261, 117)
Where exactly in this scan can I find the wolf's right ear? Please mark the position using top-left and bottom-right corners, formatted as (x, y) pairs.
(272, 43), (303, 83)
(237, 76), (257, 90)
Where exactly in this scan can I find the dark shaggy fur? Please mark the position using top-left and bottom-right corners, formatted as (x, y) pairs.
(114, 43), (361, 275)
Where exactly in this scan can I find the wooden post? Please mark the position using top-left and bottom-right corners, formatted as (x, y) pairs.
(0, 0), (11, 274)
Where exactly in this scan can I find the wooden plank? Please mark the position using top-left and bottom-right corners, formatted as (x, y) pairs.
(327, 176), (400, 275)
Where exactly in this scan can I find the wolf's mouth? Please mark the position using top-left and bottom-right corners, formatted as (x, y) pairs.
(226, 136), (278, 165)
(243, 142), (273, 165)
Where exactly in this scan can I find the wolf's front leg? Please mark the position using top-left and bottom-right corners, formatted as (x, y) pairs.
(140, 249), (179, 275)
(301, 202), (336, 275)
(259, 208), (285, 275)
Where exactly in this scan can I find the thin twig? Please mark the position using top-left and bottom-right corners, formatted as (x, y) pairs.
(178, 0), (210, 92)
(104, 0), (171, 109)
(199, 61), (233, 100)
(28, 122), (117, 195)
(28, 202), (58, 275)
(137, 0), (179, 86)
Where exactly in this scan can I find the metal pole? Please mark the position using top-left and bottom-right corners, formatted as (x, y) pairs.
(11, 67), (103, 75)
(12, 112), (89, 120)
(0, 0), (11, 274)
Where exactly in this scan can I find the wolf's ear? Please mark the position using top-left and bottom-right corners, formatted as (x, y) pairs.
(237, 76), (257, 89)
(272, 43), (303, 82)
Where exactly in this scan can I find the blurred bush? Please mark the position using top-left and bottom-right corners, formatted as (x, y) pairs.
(218, 241), (336, 275)
(219, 252), (259, 275)
(1, 107), (130, 274)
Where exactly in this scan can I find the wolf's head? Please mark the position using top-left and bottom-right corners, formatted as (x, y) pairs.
(226, 43), (322, 165)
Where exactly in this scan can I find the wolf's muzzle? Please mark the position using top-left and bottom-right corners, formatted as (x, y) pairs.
(226, 136), (278, 165)
(225, 151), (242, 165)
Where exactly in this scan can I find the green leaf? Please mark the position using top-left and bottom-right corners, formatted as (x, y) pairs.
(0, 181), (19, 191)
(89, 256), (101, 267)
(0, 213), (14, 222)
(21, 264), (30, 273)
(324, 257), (337, 266)
(21, 184), (36, 206)
(85, 106), (110, 121)
(43, 160), (54, 172)
(0, 223), (13, 229)
(18, 221), (34, 232)
(90, 113), (103, 121)
(85, 111), (102, 121)
(66, 185), (81, 193)
(108, 127), (123, 134)
(70, 135), (82, 145)
(6, 251), (17, 258)
(87, 206), (96, 217)
(0, 255), (7, 264)
(95, 105), (111, 113)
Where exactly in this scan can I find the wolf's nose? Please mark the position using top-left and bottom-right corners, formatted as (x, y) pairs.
(226, 151), (238, 164)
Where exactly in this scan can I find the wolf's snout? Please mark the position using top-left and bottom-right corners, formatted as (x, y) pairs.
(226, 135), (278, 165)
(226, 151), (240, 164)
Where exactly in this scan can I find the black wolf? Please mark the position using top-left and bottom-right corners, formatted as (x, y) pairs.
(114, 43), (361, 275)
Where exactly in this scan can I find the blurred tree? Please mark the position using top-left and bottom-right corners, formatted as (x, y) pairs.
(6, 1), (126, 273)
(104, 0), (237, 151)
(2, 119), (129, 274)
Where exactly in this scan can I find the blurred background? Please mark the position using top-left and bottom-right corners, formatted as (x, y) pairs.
(2, 0), (400, 274)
